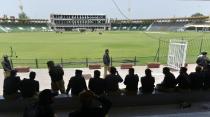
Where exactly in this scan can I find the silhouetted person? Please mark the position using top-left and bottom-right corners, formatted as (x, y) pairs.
(176, 67), (191, 90)
(23, 89), (58, 117)
(3, 70), (21, 100)
(88, 70), (105, 95)
(156, 67), (176, 92)
(1, 55), (13, 78)
(196, 51), (210, 70)
(20, 71), (39, 98)
(203, 64), (210, 90)
(189, 66), (204, 90)
(103, 49), (110, 78)
(47, 61), (65, 94)
(69, 90), (112, 117)
(66, 70), (87, 96)
(104, 66), (123, 95)
(124, 68), (139, 95)
(140, 69), (155, 94)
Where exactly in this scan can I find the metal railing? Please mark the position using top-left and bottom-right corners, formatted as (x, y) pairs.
(0, 56), (159, 69)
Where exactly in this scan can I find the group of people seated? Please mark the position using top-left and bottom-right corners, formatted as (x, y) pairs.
(3, 70), (39, 100)
(2, 52), (210, 117)
(3, 63), (210, 101)
(3, 63), (210, 117)
(68, 65), (210, 96)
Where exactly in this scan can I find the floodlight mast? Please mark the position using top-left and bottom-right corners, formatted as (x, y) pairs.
(128, 0), (131, 19)
(18, 0), (24, 14)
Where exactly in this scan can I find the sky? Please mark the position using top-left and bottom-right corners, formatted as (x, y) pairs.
(0, 0), (210, 19)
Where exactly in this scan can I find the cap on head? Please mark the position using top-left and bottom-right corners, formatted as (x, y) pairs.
(110, 66), (117, 74)
(163, 67), (170, 73)
(47, 61), (55, 68)
(145, 68), (152, 74)
(94, 70), (100, 77)
(75, 69), (83, 75)
(129, 68), (134, 74)
(29, 71), (36, 79)
(105, 49), (109, 53)
(3, 55), (8, 58)
(201, 51), (207, 55)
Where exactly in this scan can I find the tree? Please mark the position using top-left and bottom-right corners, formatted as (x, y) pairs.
(191, 13), (204, 17)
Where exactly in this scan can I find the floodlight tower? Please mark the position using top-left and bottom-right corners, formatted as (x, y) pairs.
(18, 0), (28, 20)
(128, 0), (131, 19)
(18, 0), (24, 14)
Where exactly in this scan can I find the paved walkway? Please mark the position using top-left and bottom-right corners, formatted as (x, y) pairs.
(0, 64), (197, 95)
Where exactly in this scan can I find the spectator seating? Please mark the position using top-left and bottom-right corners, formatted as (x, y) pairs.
(147, 22), (187, 32)
(0, 23), (51, 32)
(111, 24), (150, 31)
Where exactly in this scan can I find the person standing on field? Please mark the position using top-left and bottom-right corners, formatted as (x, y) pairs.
(103, 49), (110, 78)
(1, 55), (13, 78)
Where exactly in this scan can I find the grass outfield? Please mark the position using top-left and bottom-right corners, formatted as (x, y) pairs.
(0, 31), (210, 67)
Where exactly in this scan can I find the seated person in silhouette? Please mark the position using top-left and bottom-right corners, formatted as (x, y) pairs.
(23, 89), (58, 117)
(189, 66), (204, 90)
(203, 64), (210, 90)
(156, 67), (176, 92)
(140, 68), (155, 94)
(3, 70), (21, 100)
(47, 61), (65, 94)
(176, 67), (191, 90)
(123, 68), (139, 95)
(104, 66), (123, 95)
(66, 70), (87, 96)
(69, 90), (112, 117)
(88, 70), (105, 95)
(20, 71), (39, 98)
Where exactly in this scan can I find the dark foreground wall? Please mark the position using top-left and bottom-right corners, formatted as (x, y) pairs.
(0, 91), (210, 112)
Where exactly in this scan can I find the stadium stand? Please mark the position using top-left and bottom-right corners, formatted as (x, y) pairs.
(0, 23), (50, 32)
(110, 16), (209, 32)
(0, 18), (51, 32)
(0, 16), (209, 32)
(111, 23), (150, 31)
(147, 22), (187, 32)
(50, 14), (110, 31)
(184, 23), (210, 32)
